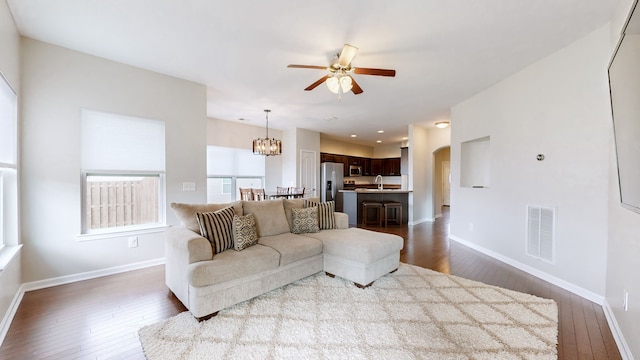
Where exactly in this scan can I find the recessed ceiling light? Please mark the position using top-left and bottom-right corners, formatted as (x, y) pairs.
(238, 118), (246, 121)
(435, 121), (450, 128)
(376, 140), (382, 143)
(377, 130), (384, 134)
(350, 134), (357, 138)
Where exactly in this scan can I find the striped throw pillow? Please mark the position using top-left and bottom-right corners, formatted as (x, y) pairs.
(304, 200), (336, 230)
(195, 206), (235, 254)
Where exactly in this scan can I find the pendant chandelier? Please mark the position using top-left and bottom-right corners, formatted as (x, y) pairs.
(252, 109), (282, 156)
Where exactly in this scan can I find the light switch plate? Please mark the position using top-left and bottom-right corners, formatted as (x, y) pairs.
(182, 182), (196, 191)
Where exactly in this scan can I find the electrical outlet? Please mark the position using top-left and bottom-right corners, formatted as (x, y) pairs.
(182, 182), (196, 191)
(128, 236), (138, 248)
(623, 290), (629, 312)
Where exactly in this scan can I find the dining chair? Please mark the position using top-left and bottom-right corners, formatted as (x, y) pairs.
(252, 188), (266, 201)
(276, 186), (289, 196)
(289, 187), (305, 198)
(239, 187), (253, 201)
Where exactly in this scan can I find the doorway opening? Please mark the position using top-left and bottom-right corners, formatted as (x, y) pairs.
(433, 146), (451, 219)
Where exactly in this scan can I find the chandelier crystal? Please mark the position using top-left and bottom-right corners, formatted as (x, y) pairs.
(253, 109), (282, 156)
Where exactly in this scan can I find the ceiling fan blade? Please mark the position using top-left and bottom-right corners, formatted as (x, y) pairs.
(353, 67), (396, 77)
(349, 76), (363, 94)
(287, 64), (328, 70)
(304, 75), (331, 91)
(338, 44), (358, 67)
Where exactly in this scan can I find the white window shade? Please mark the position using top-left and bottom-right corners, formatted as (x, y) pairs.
(0, 74), (17, 166)
(207, 146), (264, 177)
(81, 110), (165, 171)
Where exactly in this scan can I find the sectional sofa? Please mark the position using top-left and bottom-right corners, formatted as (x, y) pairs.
(166, 197), (404, 320)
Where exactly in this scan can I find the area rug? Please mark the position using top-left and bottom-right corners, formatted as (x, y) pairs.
(138, 263), (557, 359)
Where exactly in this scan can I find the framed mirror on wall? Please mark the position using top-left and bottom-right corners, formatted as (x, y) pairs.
(609, 0), (640, 214)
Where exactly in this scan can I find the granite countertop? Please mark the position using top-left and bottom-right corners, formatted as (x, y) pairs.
(340, 189), (412, 193)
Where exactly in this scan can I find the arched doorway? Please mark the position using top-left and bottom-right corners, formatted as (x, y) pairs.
(433, 146), (451, 219)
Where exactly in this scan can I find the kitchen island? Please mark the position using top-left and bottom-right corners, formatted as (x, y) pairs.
(340, 189), (411, 226)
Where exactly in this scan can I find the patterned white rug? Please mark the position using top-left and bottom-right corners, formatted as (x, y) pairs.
(139, 263), (557, 359)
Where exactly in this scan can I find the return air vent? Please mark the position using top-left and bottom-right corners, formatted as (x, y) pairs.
(526, 205), (555, 263)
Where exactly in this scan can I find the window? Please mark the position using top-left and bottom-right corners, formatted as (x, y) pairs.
(80, 110), (165, 234)
(0, 72), (17, 250)
(206, 146), (265, 202)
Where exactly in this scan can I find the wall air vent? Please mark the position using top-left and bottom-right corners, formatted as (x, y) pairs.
(526, 205), (555, 263)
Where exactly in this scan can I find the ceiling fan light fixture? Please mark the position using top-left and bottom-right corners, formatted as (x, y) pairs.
(326, 76), (340, 94)
(435, 121), (450, 129)
(339, 75), (353, 93)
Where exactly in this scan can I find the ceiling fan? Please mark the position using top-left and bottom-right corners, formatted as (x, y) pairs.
(287, 44), (396, 95)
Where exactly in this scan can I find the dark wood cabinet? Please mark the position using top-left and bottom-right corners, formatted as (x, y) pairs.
(384, 158), (401, 176)
(371, 159), (383, 175)
(321, 152), (401, 176)
(363, 158), (372, 176)
(320, 153), (334, 163)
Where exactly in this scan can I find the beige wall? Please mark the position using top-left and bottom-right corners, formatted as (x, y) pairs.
(451, 25), (611, 299)
(20, 38), (207, 283)
(319, 135), (374, 157)
(606, 0), (640, 358)
(0, 0), (22, 340)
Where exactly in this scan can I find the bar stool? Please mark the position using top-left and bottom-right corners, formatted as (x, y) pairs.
(362, 201), (383, 226)
(383, 201), (402, 227)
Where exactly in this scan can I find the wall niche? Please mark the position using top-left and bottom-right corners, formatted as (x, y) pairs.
(460, 136), (490, 188)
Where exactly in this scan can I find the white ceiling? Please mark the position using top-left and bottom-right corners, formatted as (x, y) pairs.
(7, 0), (612, 146)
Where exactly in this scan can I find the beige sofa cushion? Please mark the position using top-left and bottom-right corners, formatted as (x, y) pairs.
(302, 228), (403, 265)
(242, 198), (290, 237)
(282, 197), (319, 231)
(171, 201), (243, 234)
(258, 233), (323, 266)
(187, 244), (280, 287)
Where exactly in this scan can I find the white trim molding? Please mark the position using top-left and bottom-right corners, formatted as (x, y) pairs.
(603, 299), (635, 360)
(448, 235), (604, 304)
(0, 258), (165, 346)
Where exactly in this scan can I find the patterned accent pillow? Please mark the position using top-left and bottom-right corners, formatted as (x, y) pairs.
(232, 214), (258, 251)
(195, 207), (235, 254)
(304, 200), (336, 230)
(291, 207), (320, 234)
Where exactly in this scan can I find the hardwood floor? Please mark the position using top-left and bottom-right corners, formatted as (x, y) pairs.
(0, 207), (621, 359)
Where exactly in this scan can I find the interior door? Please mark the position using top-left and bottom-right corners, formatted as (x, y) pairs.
(300, 150), (317, 197)
(442, 161), (451, 206)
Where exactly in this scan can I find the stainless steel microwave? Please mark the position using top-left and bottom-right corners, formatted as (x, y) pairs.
(349, 165), (362, 176)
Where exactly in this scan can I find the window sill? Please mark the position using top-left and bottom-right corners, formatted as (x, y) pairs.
(76, 225), (168, 242)
(0, 244), (23, 271)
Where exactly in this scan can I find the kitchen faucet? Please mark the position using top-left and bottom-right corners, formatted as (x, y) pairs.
(374, 175), (383, 190)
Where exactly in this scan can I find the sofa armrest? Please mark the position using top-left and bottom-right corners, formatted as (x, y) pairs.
(166, 226), (213, 264)
(165, 226), (213, 305)
(335, 212), (349, 229)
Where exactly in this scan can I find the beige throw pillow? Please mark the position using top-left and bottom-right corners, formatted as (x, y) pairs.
(291, 207), (320, 234)
(232, 214), (258, 251)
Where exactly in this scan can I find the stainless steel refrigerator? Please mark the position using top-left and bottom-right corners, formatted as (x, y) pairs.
(321, 162), (344, 211)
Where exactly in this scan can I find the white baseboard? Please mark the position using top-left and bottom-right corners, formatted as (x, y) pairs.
(448, 235), (604, 304)
(0, 283), (25, 347)
(0, 258), (165, 346)
(603, 299), (635, 360)
(409, 217), (434, 226)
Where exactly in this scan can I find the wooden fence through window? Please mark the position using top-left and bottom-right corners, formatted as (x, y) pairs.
(86, 177), (158, 230)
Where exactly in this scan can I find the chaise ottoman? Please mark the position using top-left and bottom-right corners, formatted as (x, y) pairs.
(303, 227), (404, 288)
